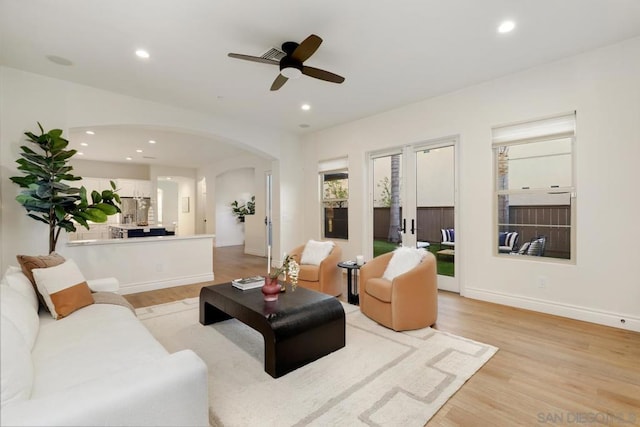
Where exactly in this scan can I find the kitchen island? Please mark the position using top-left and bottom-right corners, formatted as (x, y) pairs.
(59, 233), (215, 295)
(109, 224), (175, 239)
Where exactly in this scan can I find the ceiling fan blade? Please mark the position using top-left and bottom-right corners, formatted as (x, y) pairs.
(302, 66), (345, 84)
(270, 74), (288, 91)
(228, 53), (279, 66)
(291, 34), (322, 62)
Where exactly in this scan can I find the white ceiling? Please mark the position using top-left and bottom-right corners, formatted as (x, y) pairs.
(2, 0), (640, 168)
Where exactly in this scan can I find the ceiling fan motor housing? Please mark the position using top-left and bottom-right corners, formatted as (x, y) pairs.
(279, 55), (302, 78)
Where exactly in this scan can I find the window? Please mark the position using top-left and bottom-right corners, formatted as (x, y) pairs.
(493, 113), (576, 260)
(320, 159), (349, 240)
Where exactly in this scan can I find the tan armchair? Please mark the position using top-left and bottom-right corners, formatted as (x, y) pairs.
(360, 251), (438, 331)
(288, 243), (342, 296)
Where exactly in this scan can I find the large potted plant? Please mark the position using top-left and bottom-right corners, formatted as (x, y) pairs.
(10, 123), (121, 253)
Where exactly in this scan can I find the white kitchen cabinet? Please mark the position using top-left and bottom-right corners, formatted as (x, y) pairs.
(116, 179), (151, 198)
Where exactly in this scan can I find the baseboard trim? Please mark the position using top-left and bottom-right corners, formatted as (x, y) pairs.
(464, 287), (640, 332)
(244, 248), (266, 257)
(119, 273), (214, 295)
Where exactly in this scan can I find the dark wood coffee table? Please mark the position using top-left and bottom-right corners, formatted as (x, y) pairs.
(199, 283), (345, 378)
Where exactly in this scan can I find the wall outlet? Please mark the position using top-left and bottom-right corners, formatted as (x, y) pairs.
(538, 276), (547, 288)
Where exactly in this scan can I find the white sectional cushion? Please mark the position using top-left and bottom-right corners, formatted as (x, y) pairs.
(1, 314), (34, 406)
(32, 259), (94, 320)
(0, 285), (39, 349)
(31, 304), (168, 398)
(86, 277), (120, 293)
(3, 266), (39, 312)
(383, 246), (427, 281)
(300, 240), (335, 265)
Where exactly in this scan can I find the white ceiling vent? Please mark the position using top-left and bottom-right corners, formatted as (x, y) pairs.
(261, 48), (285, 61)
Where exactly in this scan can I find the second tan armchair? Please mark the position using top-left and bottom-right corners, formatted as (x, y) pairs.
(360, 250), (438, 331)
(288, 242), (342, 296)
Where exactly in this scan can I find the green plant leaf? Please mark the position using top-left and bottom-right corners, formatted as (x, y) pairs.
(57, 219), (77, 232)
(95, 203), (118, 215)
(27, 213), (49, 224)
(59, 174), (81, 181)
(54, 205), (66, 221)
(50, 137), (69, 153)
(35, 185), (52, 198)
(91, 190), (102, 204)
(85, 207), (107, 222)
(78, 187), (88, 209)
(110, 180), (117, 190)
(19, 145), (37, 155)
(9, 176), (37, 188)
(48, 129), (63, 139)
(21, 152), (50, 167)
(54, 149), (76, 161)
(73, 215), (89, 229)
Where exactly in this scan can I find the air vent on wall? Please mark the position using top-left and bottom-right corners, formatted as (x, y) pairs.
(260, 47), (285, 61)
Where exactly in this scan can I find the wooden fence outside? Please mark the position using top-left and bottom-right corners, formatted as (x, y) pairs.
(374, 205), (571, 258)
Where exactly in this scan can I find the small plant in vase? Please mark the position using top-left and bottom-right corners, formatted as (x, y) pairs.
(263, 254), (300, 301)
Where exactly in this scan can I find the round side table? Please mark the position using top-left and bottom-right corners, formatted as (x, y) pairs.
(337, 261), (364, 305)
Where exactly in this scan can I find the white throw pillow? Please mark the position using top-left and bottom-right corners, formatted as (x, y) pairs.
(0, 285), (39, 349)
(300, 240), (335, 266)
(382, 246), (427, 281)
(4, 266), (39, 312)
(1, 314), (34, 405)
(32, 259), (94, 320)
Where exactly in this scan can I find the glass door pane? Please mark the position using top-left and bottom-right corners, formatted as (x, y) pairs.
(415, 145), (456, 278)
(372, 153), (403, 257)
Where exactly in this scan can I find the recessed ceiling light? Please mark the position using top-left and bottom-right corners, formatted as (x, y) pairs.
(85, 130), (95, 135)
(301, 104), (311, 111)
(126, 157), (132, 161)
(77, 152), (84, 156)
(498, 20), (516, 34)
(167, 177), (172, 180)
(135, 49), (150, 59)
(136, 149), (143, 153)
(80, 142), (88, 147)
(148, 140), (156, 144)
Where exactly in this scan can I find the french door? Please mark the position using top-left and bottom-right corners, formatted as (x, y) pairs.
(369, 138), (459, 292)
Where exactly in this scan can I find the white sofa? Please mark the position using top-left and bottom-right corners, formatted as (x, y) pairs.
(1, 267), (209, 427)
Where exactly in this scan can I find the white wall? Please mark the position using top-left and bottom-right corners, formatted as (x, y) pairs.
(302, 37), (640, 331)
(214, 168), (254, 247)
(157, 180), (179, 228)
(0, 67), (302, 270)
(70, 159), (150, 180)
(198, 152), (275, 258)
(150, 166), (196, 235)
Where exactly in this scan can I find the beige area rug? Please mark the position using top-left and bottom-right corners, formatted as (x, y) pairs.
(137, 298), (497, 426)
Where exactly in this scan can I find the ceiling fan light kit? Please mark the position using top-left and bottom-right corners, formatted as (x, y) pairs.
(228, 34), (345, 91)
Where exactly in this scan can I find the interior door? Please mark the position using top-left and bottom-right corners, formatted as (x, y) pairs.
(265, 172), (273, 262)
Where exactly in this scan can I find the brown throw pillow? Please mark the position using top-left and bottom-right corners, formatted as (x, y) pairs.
(16, 253), (66, 311)
(31, 259), (94, 319)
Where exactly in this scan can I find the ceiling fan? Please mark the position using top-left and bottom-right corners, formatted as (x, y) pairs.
(228, 34), (345, 91)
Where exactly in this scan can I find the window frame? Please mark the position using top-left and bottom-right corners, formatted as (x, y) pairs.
(492, 113), (577, 263)
(320, 168), (349, 240)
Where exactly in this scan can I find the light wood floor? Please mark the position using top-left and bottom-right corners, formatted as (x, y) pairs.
(124, 246), (640, 426)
